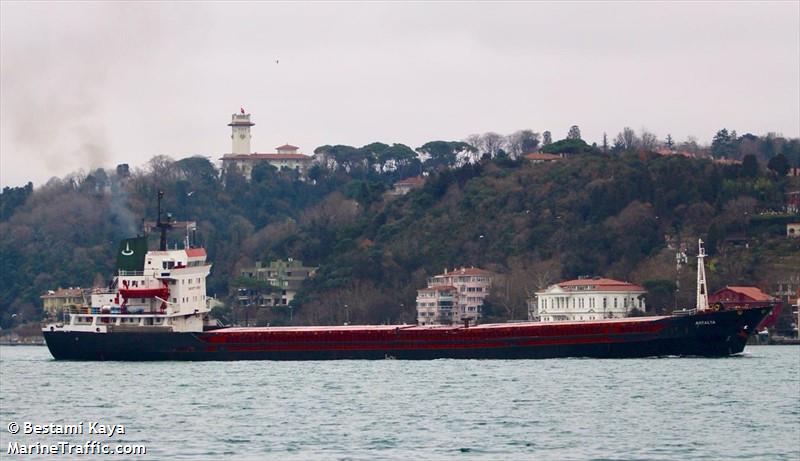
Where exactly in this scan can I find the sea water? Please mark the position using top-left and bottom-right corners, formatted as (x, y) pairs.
(1, 345), (798, 460)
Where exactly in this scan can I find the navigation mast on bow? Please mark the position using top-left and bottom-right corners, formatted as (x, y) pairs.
(696, 239), (709, 311)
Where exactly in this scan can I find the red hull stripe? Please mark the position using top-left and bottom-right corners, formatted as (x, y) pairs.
(201, 332), (659, 354)
(201, 321), (666, 346)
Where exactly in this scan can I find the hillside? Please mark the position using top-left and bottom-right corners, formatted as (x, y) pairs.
(286, 152), (799, 325)
(1, 139), (799, 329)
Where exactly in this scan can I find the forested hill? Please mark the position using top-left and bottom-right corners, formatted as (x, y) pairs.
(1, 134), (799, 328)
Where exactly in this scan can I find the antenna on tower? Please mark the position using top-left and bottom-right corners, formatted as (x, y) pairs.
(696, 239), (709, 311)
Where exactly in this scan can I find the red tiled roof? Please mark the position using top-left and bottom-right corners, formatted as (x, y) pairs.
(185, 248), (207, 258)
(524, 153), (561, 161)
(435, 267), (492, 277)
(395, 176), (425, 186)
(222, 153), (311, 160)
(655, 148), (695, 158)
(276, 144), (299, 150)
(722, 286), (776, 302)
(558, 278), (645, 292)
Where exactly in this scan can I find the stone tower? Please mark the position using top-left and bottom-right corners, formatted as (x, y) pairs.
(228, 109), (255, 154)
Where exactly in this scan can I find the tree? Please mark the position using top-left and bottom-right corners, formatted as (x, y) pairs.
(642, 279), (677, 314)
(640, 130), (658, 150)
(175, 156), (218, 184)
(602, 133), (608, 152)
(679, 136), (700, 155)
(567, 125), (581, 140)
(711, 128), (735, 158)
(465, 134), (482, 152)
(480, 132), (505, 158)
(344, 180), (385, 208)
(506, 130), (540, 157)
(0, 182), (34, 221)
(665, 134), (674, 150)
(147, 155), (176, 180)
(621, 127), (638, 150)
(767, 153), (790, 177)
(374, 143), (418, 173)
(542, 131), (552, 146)
(612, 128), (638, 152)
(251, 162), (278, 183)
(417, 141), (475, 171)
(612, 134), (625, 153)
(312, 145), (367, 173)
(782, 139), (799, 168)
(741, 154), (759, 178)
(541, 138), (594, 156)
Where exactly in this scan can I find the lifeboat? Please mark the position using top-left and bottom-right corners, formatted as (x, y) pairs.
(119, 280), (170, 300)
(119, 287), (170, 299)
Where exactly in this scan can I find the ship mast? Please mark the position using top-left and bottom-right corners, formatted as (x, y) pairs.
(155, 191), (173, 251)
(696, 239), (709, 311)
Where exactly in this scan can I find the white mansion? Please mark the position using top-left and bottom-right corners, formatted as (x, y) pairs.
(531, 277), (646, 322)
(417, 267), (492, 326)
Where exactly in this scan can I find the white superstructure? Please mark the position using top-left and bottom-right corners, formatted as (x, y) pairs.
(43, 198), (214, 335)
(45, 246), (212, 334)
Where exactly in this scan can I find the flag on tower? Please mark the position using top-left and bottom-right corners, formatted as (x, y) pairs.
(240, 107), (245, 114)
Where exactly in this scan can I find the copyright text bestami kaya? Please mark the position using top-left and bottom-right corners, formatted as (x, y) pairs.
(5, 421), (147, 456)
(13, 422), (124, 436)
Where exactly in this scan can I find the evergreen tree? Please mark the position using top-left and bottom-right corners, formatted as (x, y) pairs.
(567, 125), (581, 140)
(767, 153), (790, 177)
(711, 128), (735, 158)
(741, 154), (759, 178)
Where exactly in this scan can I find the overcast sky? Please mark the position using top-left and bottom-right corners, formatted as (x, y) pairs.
(1, 1), (798, 188)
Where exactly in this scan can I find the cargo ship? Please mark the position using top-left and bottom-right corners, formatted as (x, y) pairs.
(42, 196), (773, 361)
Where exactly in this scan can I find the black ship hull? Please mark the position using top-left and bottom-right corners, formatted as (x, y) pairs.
(43, 306), (771, 361)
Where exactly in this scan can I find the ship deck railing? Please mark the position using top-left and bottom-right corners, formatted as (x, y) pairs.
(67, 307), (169, 316)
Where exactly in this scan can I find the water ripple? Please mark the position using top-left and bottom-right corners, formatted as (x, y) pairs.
(0, 345), (798, 460)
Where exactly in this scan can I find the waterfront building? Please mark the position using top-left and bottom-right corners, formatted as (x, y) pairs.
(416, 267), (492, 325)
(219, 111), (312, 179)
(532, 277), (646, 322)
(708, 286), (777, 305)
(416, 286), (457, 326)
(237, 259), (316, 307)
(40, 287), (86, 317)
